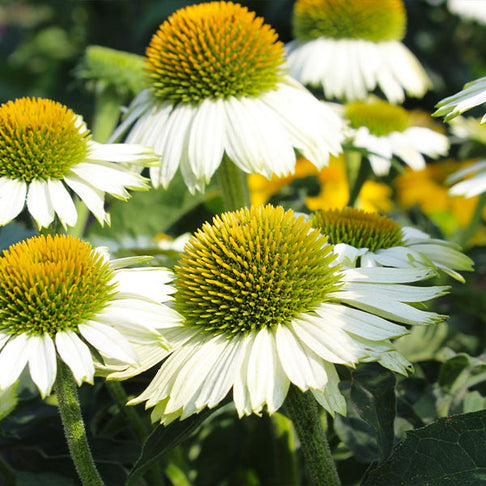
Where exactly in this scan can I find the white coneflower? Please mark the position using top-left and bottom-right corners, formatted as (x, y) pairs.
(310, 207), (473, 282)
(286, 0), (431, 103)
(0, 234), (181, 397)
(127, 205), (448, 424)
(344, 99), (449, 175)
(0, 97), (155, 229)
(114, 1), (343, 193)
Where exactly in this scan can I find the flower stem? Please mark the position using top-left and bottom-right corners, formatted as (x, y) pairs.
(54, 360), (105, 486)
(105, 381), (165, 486)
(284, 386), (341, 486)
(92, 88), (122, 144)
(457, 192), (486, 248)
(346, 150), (369, 208)
(217, 155), (250, 211)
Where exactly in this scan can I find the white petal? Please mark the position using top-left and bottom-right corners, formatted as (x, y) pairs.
(311, 363), (346, 416)
(78, 321), (138, 365)
(63, 174), (109, 224)
(55, 331), (95, 386)
(0, 178), (27, 225)
(315, 303), (407, 340)
(187, 98), (226, 181)
(28, 334), (57, 398)
(70, 161), (147, 199)
(246, 327), (289, 415)
(27, 179), (54, 228)
(0, 334), (31, 390)
(275, 324), (330, 390)
(47, 179), (77, 227)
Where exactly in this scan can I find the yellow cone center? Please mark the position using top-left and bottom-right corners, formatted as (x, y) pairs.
(175, 205), (341, 335)
(310, 207), (403, 251)
(145, 1), (286, 104)
(0, 235), (116, 337)
(0, 98), (89, 183)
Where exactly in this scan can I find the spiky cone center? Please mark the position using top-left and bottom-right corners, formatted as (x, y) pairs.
(175, 205), (341, 335)
(145, 1), (286, 104)
(293, 0), (406, 42)
(345, 100), (410, 136)
(0, 235), (117, 337)
(310, 207), (403, 251)
(78, 45), (148, 96)
(0, 98), (89, 183)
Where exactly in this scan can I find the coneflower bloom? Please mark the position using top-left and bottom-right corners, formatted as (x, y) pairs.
(0, 234), (181, 397)
(128, 205), (448, 423)
(114, 1), (343, 193)
(0, 97), (154, 229)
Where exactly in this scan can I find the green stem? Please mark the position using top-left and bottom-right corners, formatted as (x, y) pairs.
(0, 454), (16, 486)
(345, 151), (370, 208)
(105, 381), (165, 486)
(54, 361), (105, 486)
(92, 88), (123, 144)
(456, 192), (486, 248)
(284, 386), (341, 486)
(68, 199), (91, 239)
(217, 155), (250, 211)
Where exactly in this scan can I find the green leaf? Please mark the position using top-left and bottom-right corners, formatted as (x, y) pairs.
(125, 406), (219, 486)
(87, 170), (219, 243)
(16, 472), (73, 486)
(362, 410), (486, 485)
(350, 363), (396, 461)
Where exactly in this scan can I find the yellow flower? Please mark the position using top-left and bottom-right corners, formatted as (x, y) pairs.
(394, 159), (486, 243)
(249, 156), (393, 213)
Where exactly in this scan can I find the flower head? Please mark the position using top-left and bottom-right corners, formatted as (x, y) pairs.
(310, 207), (474, 282)
(115, 1), (343, 192)
(129, 205), (448, 423)
(0, 234), (180, 397)
(344, 100), (449, 175)
(286, 0), (430, 102)
(0, 97), (155, 229)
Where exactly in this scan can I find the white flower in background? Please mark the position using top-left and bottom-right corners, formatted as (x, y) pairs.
(127, 205), (448, 424)
(310, 207), (473, 282)
(344, 99), (449, 175)
(113, 1), (343, 193)
(286, 0), (430, 103)
(448, 0), (486, 24)
(434, 76), (486, 124)
(0, 234), (181, 398)
(0, 97), (155, 229)
(447, 160), (486, 198)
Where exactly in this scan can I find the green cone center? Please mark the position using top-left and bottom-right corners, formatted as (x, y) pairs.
(310, 207), (403, 251)
(0, 98), (89, 183)
(293, 0), (406, 42)
(175, 205), (341, 335)
(345, 100), (410, 136)
(0, 235), (117, 337)
(145, 1), (286, 104)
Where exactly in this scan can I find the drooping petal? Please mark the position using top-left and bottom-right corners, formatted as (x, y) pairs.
(0, 177), (27, 225)
(55, 330), (95, 386)
(28, 334), (57, 398)
(47, 179), (77, 228)
(27, 179), (54, 228)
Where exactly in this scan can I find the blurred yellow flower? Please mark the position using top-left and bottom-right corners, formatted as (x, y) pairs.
(394, 159), (486, 243)
(248, 156), (393, 213)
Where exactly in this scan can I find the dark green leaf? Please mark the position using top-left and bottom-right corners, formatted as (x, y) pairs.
(351, 363), (396, 461)
(126, 406), (218, 486)
(16, 472), (73, 486)
(362, 410), (486, 485)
